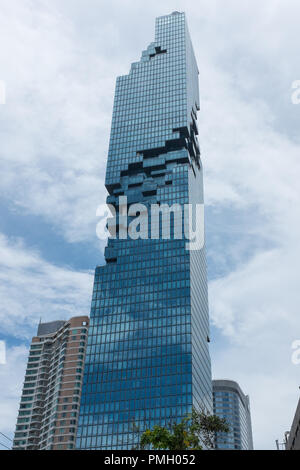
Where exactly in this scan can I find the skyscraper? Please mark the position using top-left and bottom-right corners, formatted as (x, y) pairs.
(77, 11), (212, 450)
(213, 380), (254, 450)
(13, 316), (89, 450)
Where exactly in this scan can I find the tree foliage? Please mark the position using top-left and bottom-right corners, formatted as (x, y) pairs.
(139, 407), (229, 450)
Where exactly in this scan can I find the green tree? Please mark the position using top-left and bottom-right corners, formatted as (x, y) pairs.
(140, 407), (229, 450)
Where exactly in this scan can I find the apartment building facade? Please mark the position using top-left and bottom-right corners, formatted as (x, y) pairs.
(213, 379), (253, 450)
(13, 316), (89, 450)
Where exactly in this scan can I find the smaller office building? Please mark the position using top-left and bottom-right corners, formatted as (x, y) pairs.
(213, 379), (253, 450)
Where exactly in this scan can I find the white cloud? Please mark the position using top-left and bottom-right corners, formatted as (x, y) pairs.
(0, 345), (28, 443)
(0, 0), (114, 242)
(209, 238), (300, 448)
(0, 232), (93, 446)
(0, 233), (93, 339)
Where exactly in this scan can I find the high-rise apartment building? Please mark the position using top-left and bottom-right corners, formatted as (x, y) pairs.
(13, 316), (89, 450)
(77, 11), (212, 450)
(213, 380), (253, 450)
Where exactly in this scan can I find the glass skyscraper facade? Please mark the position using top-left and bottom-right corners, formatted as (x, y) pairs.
(77, 11), (212, 450)
(213, 380), (254, 450)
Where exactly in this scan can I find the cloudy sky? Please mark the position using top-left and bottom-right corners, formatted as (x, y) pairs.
(0, 0), (299, 450)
